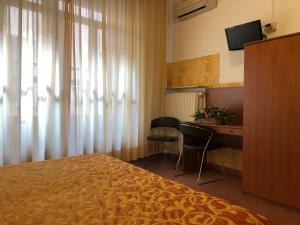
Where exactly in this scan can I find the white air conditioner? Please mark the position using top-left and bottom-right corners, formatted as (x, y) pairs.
(174, 0), (217, 21)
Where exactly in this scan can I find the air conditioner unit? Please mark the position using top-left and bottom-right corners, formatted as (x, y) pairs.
(174, 0), (217, 21)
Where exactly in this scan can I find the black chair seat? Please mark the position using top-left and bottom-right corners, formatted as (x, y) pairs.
(147, 135), (178, 142)
(176, 123), (224, 184)
(183, 141), (222, 151)
(146, 117), (180, 156)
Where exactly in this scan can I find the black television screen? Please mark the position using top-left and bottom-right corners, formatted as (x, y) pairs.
(225, 20), (263, 51)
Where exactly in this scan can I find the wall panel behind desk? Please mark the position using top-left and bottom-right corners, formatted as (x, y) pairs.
(206, 87), (244, 125)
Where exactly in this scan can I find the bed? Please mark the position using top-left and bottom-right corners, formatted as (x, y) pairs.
(0, 153), (272, 225)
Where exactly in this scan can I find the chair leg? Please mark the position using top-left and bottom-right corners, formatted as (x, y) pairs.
(198, 132), (214, 184)
(197, 151), (200, 170)
(176, 140), (179, 161)
(174, 147), (184, 175)
(197, 150), (206, 184)
(170, 140), (179, 169)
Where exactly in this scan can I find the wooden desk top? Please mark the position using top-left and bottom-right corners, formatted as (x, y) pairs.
(181, 121), (243, 136)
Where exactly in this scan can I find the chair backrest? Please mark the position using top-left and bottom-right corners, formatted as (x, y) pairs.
(180, 123), (214, 143)
(151, 117), (180, 130)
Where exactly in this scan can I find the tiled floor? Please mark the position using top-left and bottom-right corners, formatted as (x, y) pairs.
(131, 154), (300, 225)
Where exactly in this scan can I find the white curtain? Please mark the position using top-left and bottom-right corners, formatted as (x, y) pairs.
(0, 0), (167, 166)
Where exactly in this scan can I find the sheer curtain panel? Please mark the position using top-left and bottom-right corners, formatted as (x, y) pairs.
(0, 0), (167, 166)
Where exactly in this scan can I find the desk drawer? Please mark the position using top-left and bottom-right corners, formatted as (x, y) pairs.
(213, 127), (243, 136)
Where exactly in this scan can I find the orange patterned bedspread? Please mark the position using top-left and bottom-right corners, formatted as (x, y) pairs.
(0, 154), (272, 225)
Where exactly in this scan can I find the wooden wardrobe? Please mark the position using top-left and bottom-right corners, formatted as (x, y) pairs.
(243, 32), (300, 209)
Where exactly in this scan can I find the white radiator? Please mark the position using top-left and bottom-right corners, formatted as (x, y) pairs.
(165, 92), (204, 121)
(162, 91), (205, 154)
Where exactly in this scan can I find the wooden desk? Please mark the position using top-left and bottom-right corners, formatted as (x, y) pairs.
(181, 122), (243, 136)
(193, 123), (243, 136)
(181, 122), (243, 172)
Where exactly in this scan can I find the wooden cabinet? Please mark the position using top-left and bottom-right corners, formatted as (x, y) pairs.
(243, 33), (300, 209)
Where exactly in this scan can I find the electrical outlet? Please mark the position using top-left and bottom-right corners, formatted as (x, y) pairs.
(271, 22), (277, 31)
(264, 22), (277, 34)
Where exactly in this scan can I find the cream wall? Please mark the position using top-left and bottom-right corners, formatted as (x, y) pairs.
(168, 0), (300, 83)
(273, 0), (300, 36)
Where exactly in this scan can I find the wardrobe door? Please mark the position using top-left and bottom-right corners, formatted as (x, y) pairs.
(243, 33), (300, 209)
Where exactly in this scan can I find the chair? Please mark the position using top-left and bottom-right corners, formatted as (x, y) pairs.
(175, 123), (223, 184)
(147, 117), (180, 156)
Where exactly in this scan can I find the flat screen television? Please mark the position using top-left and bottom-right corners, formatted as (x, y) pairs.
(225, 20), (263, 51)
